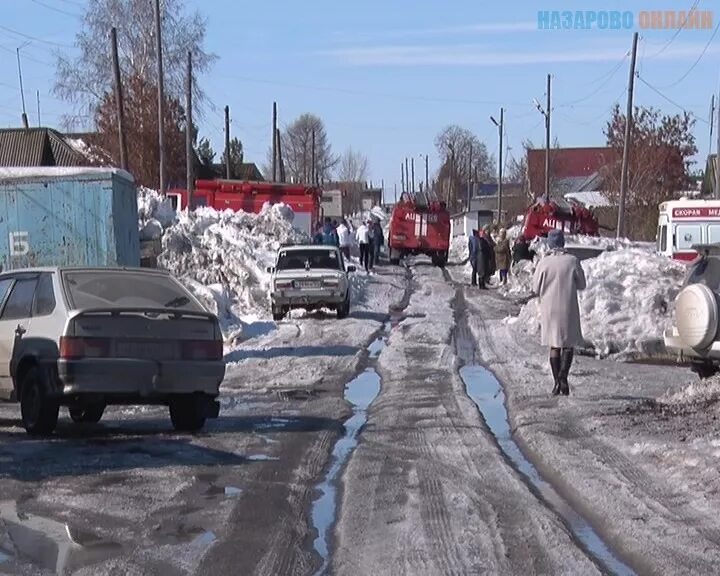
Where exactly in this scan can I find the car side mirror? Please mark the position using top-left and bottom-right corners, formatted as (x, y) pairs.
(266, 266), (275, 274)
(347, 265), (356, 273)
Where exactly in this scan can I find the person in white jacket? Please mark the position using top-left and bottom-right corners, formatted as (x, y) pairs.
(355, 221), (371, 272)
(337, 220), (351, 259)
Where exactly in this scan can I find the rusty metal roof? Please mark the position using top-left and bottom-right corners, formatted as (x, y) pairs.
(0, 128), (86, 167)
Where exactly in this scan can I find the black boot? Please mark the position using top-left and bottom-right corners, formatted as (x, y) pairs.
(559, 348), (574, 396)
(550, 355), (561, 396)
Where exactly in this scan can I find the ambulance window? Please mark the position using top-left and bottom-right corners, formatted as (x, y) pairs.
(676, 224), (702, 249)
(709, 225), (720, 245)
(658, 225), (667, 252)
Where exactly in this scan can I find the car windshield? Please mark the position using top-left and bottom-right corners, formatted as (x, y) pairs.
(62, 270), (203, 311)
(276, 249), (341, 271)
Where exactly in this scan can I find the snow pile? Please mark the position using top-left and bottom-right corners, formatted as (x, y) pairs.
(157, 203), (309, 331)
(449, 235), (469, 264)
(513, 248), (686, 357)
(138, 187), (176, 229)
(660, 376), (720, 407)
(65, 137), (110, 165)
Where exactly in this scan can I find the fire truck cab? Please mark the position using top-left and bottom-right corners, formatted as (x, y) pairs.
(657, 199), (720, 261)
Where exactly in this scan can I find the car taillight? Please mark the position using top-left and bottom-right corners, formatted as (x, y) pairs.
(181, 340), (223, 361)
(59, 337), (111, 359)
(275, 279), (293, 289)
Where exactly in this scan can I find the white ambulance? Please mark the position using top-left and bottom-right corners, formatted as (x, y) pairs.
(657, 199), (720, 261)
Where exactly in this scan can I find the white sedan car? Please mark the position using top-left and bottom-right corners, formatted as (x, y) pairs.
(0, 267), (225, 435)
(268, 245), (356, 321)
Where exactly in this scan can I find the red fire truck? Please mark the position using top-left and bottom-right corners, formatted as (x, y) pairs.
(388, 191), (451, 267)
(521, 197), (600, 240)
(166, 180), (324, 236)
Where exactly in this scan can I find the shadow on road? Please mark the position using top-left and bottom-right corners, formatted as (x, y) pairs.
(0, 415), (343, 481)
(224, 345), (359, 363)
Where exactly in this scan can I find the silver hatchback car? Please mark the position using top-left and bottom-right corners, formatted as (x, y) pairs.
(0, 267), (225, 435)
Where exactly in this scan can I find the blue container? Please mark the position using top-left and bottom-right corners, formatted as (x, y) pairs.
(0, 168), (140, 270)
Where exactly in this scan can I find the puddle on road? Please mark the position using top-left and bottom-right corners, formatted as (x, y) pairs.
(0, 500), (122, 574)
(459, 366), (636, 576)
(247, 454), (280, 462)
(310, 368), (381, 576)
(191, 530), (217, 548)
(367, 322), (390, 358)
(224, 486), (242, 497)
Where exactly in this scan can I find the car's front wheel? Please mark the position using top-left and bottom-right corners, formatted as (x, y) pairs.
(336, 294), (350, 319)
(69, 403), (105, 424)
(20, 367), (59, 436)
(169, 394), (207, 432)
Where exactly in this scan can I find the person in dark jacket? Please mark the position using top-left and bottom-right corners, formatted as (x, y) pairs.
(313, 223), (324, 245)
(477, 229), (493, 289)
(372, 221), (384, 264)
(512, 235), (535, 264)
(468, 230), (481, 286)
(320, 217), (339, 246)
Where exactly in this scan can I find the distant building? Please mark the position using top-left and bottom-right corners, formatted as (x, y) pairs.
(526, 147), (617, 200)
(0, 127), (91, 167)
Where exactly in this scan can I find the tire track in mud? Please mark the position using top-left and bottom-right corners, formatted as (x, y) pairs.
(458, 282), (720, 573)
(445, 274), (636, 576)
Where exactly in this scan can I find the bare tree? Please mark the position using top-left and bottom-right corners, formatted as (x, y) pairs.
(54, 0), (216, 126)
(220, 137), (244, 178)
(434, 125), (495, 209)
(337, 147), (369, 182)
(265, 114), (338, 184)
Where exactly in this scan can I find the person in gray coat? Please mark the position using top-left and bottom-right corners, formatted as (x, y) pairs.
(532, 230), (587, 396)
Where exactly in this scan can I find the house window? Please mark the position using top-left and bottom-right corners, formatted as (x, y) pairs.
(675, 224), (702, 250)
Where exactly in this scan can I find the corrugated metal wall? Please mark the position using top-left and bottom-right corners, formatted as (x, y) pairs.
(0, 174), (140, 270)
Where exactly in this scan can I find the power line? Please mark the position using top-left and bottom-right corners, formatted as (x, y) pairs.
(636, 73), (710, 124)
(645, 0), (702, 59)
(657, 21), (720, 89)
(30, 0), (81, 18)
(0, 25), (74, 48)
(557, 52), (629, 108)
(214, 72), (529, 106)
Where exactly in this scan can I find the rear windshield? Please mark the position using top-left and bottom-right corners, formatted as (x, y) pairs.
(62, 270), (202, 311)
(276, 249), (341, 270)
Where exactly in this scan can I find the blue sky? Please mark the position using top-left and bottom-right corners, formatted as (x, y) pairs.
(0, 0), (719, 198)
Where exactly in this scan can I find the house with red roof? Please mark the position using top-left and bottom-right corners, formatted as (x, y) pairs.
(526, 147), (619, 204)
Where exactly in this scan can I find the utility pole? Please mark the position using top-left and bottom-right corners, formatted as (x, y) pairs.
(224, 106), (231, 179)
(110, 28), (128, 171)
(276, 128), (285, 182)
(491, 108), (504, 223)
(617, 32), (639, 238)
(716, 88), (720, 198)
(36, 91), (40, 127)
(425, 154), (429, 192)
(311, 130), (316, 185)
(533, 76), (552, 201)
(154, 0), (166, 193)
(185, 51), (193, 209)
(394, 183), (397, 203)
(411, 157), (415, 193)
(401, 162), (405, 193)
(710, 95), (715, 159)
(467, 142), (473, 209)
(272, 102), (278, 182)
(16, 44), (28, 129)
(405, 158), (410, 194)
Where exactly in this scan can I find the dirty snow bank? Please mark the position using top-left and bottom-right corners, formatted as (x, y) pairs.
(511, 248), (686, 357)
(157, 203), (308, 335)
(138, 187), (176, 234)
(449, 235), (469, 264)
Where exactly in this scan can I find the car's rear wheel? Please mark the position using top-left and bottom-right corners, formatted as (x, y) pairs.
(20, 367), (59, 436)
(169, 394), (207, 432)
(69, 403), (105, 424)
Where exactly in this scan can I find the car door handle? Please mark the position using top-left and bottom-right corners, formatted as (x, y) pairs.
(15, 325), (26, 337)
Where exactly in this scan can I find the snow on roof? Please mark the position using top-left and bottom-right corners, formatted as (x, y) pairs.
(564, 191), (612, 208)
(0, 166), (134, 182)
